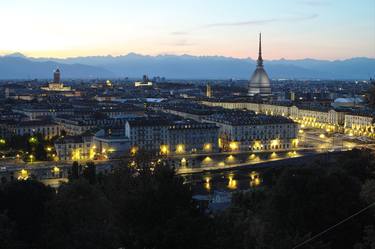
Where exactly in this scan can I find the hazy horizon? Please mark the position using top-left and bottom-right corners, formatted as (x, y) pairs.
(1, 0), (374, 60)
(2, 51), (375, 62)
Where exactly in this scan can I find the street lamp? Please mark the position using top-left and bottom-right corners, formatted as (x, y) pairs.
(29, 137), (37, 144)
(176, 144), (185, 154)
(29, 154), (34, 163)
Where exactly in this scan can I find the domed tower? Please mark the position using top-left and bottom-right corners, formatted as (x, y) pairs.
(248, 33), (271, 99)
(53, 68), (61, 83)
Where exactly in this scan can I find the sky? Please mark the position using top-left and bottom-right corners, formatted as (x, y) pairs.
(0, 0), (374, 60)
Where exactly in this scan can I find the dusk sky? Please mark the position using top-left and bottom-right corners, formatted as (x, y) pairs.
(1, 0), (374, 60)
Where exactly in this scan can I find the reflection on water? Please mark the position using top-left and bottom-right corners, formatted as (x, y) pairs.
(187, 170), (264, 194)
(227, 174), (237, 190)
(250, 171), (261, 187)
(185, 150), (311, 194)
(204, 176), (211, 191)
(287, 151), (299, 157)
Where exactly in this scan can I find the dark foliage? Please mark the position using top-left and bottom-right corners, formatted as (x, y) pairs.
(0, 149), (374, 249)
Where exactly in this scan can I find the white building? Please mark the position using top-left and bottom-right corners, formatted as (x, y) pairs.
(201, 99), (375, 138)
(125, 117), (219, 155)
(54, 135), (94, 161)
(204, 111), (298, 151)
(0, 120), (60, 139)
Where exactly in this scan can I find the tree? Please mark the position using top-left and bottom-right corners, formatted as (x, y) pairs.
(102, 165), (214, 249)
(0, 213), (19, 249)
(129, 148), (160, 171)
(83, 161), (96, 184)
(360, 179), (375, 205)
(40, 180), (120, 249)
(0, 180), (54, 248)
(338, 149), (375, 183)
(263, 167), (364, 249)
(366, 81), (375, 107)
(354, 225), (375, 249)
(68, 161), (81, 181)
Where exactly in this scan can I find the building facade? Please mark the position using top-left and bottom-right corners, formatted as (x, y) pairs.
(201, 100), (375, 138)
(125, 117), (219, 155)
(204, 111), (298, 151)
(54, 135), (94, 161)
(0, 120), (60, 139)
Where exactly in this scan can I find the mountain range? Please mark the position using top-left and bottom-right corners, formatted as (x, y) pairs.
(0, 52), (374, 80)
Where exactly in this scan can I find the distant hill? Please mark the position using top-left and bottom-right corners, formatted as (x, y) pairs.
(0, 55), (114, 79)
(0, 53), (374, 80)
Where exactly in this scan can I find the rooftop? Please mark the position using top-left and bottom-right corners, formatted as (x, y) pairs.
(206, 110), (295, 126)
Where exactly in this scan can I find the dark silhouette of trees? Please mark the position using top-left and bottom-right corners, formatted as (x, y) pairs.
(69, 161), (81, 181)
(0, 149), (374, 249)
(0, 180), (54, 249)
(40, 180), (120, 249)
(82, 161), (96, 184)
(366, 81), (375, 107)
(102, 165), (214, 249)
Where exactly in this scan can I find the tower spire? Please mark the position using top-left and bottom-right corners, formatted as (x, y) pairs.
(257, 33), (263, 67)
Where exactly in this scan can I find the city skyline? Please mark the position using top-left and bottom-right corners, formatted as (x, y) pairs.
(1, 0), (374, 60)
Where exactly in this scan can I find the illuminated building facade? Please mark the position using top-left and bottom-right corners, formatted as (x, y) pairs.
(202, 100), (375, 138)
(134, 75), (153, 87)
(204, 111), (298, 151)
(125, 117), (219, 154)
(206, 83), (213, 98)
(92, 127), (130, 159)
(125, 118), (170, 151)
(167, 122), (219, 154)
(41, 68), (72, 92)
(54, 135), (94, 161)
(0, 120), (60, 139)
(12, 104), (75, 120)
(344, 112), (375, 137)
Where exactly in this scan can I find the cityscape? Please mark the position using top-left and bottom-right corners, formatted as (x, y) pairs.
(0, 1), (375, 249)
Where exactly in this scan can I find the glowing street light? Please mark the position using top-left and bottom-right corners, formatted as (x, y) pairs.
(18, 169), (29, 180)
(176, 144), (185, 154)
(52, 166), (60, 175)
(29, 137), (37, 144)
(229, 141), (239, 151)
(180, 157), (187, 167)
(270, 152), (278, 159)
(203, 143), (212, 152)
(204, 176), (211, 191)
(249, 153), (256, 160)
(29, 154), (34, 162)
(227, 174), (237, 190)
(160, 145), (169, 155)
(130, 146), (138, 155)
(202, 156), (212, 164)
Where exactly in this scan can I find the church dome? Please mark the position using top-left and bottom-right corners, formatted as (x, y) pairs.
(248, 33), (272, 98)
(249, 67), (271, 94)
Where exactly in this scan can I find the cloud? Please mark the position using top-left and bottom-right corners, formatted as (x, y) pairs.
(170, 14), (318, 35)
(170, 31), (189, 36)
(173, 39), (195, 46)
(160, 39), (195, 47)
(202, 14), (318, 28)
